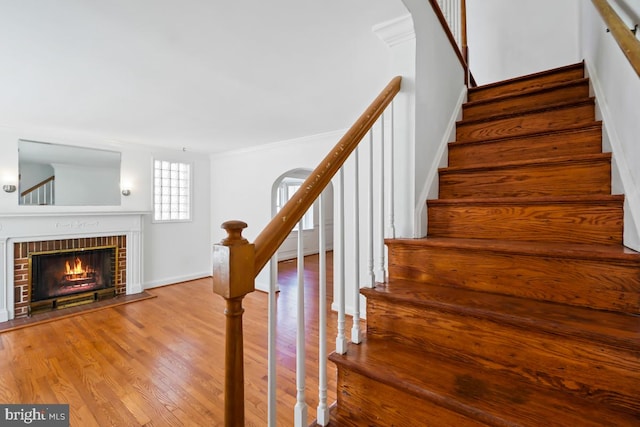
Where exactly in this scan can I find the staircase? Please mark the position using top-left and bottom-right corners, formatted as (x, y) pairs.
(329, 62), (640, 426)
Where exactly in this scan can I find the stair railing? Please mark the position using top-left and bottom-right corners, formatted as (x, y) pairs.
(592, 0), (640, 77)
(430, 0), (475, 86)
(20, 176), (55, 205)
(212, 75), (402, 427)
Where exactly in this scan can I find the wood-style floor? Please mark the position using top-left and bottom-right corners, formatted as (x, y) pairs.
(0, 253), (341, 426)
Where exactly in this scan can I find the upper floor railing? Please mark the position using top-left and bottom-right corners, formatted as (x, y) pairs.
(20, 176), (55, 205)
(429, 0), (475, 86)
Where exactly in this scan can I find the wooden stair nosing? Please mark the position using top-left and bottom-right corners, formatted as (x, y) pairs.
(468, 62), (584, 95)
(330, 337), (639, 427)
(464, 78), (590, 109)
(457, 98), (595, 127)
(448, 121), (602, 148)
(427, 194), (624, 207)
(384, 237), (640, 263)
(362, 281), (640, 352)
(439, 152), (611, 175)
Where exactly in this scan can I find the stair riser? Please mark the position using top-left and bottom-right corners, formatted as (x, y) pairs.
(463, 82), (590, 121)
(335, 369), (487, 427)
(457, 103), (594, 142)
(366, 299), (640, 414)
(387, 243), (640, 313)
(468, 67), (584, 102)
(427, 201), (623, 245)
(448, 126), (602, 169)
(439, 158), (611, 199)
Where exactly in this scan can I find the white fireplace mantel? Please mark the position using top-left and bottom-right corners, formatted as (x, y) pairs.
(0, 211), (149, 322)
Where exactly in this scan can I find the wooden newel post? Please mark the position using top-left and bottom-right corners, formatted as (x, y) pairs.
(212, 220), (255, 427)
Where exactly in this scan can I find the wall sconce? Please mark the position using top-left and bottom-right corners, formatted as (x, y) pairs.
(3, 184), (16, 193)
(121, 189), (131, 196)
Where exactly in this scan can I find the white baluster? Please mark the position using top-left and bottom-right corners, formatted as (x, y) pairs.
(453, 0), (458, 42)
(367, 129), (375, 288)
(351, 148), (361, 344)
(336, 168), (348, 354)
(267, 254), (277, 427)
(316, 193), (330, 425)
(389, 102), (396, 239)
(377, 115), (387, 283)
(455, 0), (461, 48)
(294, 218), (307, 426)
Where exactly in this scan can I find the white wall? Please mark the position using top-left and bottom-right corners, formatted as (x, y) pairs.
(466, 0), (581, 85)
(0, 126), (212, 288)
(581, 0), (640, 250)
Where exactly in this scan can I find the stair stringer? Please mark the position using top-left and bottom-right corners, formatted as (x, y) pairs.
(586, 61), (640, 251)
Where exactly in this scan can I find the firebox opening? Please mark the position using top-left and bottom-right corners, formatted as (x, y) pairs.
(29, 245), (117, 313)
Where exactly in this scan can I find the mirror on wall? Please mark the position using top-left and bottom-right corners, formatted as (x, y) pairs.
(18, 140), (121, 206)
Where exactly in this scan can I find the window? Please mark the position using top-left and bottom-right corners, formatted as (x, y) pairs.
(276, 178), (313, 231)
(153, 160), (191, 222)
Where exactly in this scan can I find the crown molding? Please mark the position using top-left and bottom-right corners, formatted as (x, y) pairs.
(372, 14), (415, 47)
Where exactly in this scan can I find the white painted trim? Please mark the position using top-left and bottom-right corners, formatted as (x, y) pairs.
(0, 239), (8, 322)
(372, 15), (416, 47)
(414, 86), (467, 237)
(586, 62), (640, 251)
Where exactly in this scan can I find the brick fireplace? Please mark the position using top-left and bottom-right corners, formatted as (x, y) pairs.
(0, 213), (145, 322)
(13, 235), (127, 318)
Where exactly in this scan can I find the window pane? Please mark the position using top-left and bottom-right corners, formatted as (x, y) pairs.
(153, 159), (191, 222)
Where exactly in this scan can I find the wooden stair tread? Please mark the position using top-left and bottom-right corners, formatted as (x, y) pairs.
(464, 78), (590, 109)
(457, 97), (595, 127)
(440, 152), (610, 174)
(469, 62), (584, 93)
(385, 237), (640, 261)
(330, 337), (640, 427)
(427, 194), (624, 206)
(448, 121), (602, 148)
(362, 281), (640, 351)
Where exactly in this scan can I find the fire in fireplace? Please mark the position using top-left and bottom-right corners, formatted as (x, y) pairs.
(30, 246), (117, 308)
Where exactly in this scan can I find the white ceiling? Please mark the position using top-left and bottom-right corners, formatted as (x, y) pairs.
(0, 0), (408, 154)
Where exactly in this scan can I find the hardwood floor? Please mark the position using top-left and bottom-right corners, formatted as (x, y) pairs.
(0, 252), (340, 426)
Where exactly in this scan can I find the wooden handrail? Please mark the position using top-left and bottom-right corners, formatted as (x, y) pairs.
(20, 175), (54, 197)
(592, 0), (640, 78)
(252, 76), (402, 276)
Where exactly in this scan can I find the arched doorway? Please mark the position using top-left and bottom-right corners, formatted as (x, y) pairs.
(271, 168), (334, 260)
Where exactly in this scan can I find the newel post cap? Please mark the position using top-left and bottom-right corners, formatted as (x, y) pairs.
(212, 220), (255, 299)
(220, 220), (249, 245)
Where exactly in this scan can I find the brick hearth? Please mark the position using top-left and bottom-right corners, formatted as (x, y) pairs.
(13, 236), (127, 318)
